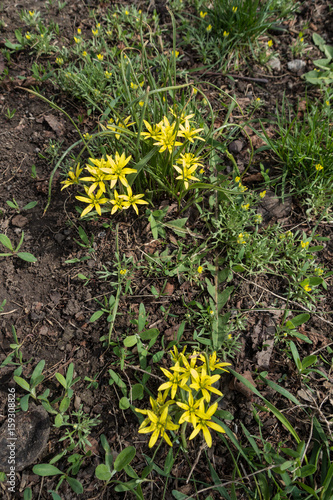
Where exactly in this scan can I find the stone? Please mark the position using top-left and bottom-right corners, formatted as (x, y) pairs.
(228, 140), (244, 154)
(268, 57), (281, 71)
(287, 59), (306, 73)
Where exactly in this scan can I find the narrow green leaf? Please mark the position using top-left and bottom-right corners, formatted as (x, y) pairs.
(14, 376), (30, 392)
(33, 464), (63, 476)
(17, 252), (37, 262)
(90, 310), (104, 322)
(0, 234), (13, 251)
(55, 373), (67, 389)
(114, 446), (136, 471)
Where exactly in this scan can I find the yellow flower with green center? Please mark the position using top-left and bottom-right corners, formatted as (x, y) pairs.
(190, 366), (223, 402)
(173, 163), (200, 190)
(314, 267), (323, 276)
(76, 186), (109, 217)
(241, 203), (250, 210)
(159, 366), (190, 399)
(141, 120), (163, 141)
(178, 120), (204, 142)
(61, 163), (83, 190)
(170, 355), (199, 385)
(107, 115), (135, 140)
(97, 53), (103, 61)
(189, 400), (225, 447)
(80, 160), (112, 194)
(92, 28), (98, 36)
(315, 163), (323, 171)
(101, 152), (136, 188)
(259, 190), (266, 198)
(303, 284), (312, 292)
(122, 186), (149, 215)
(176, 153), (204, 170)
(239, 183), (248, 192)
(153, 117), (183, 153)
(223, 31), (229, 37)
(200, 11), (207, 18)
(110, 190), (126, 215)
(206, 24), (212, 32)
(82, 51), (87, 57)
(177, 393), (203, 426)
(138, 406), (179, 448)
(301, 241), (309, 249)
(120, 269), (127, 275)
(201, 352), (231, 373)
(237, 233), (246, 244)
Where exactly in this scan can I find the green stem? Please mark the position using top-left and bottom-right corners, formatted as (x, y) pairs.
(180, 421), (188, 450)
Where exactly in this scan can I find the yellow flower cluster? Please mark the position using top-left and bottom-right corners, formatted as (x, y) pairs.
(61, 152), (148, 217)
(141, 113), (204, 190)
(136, 348), (231, 448)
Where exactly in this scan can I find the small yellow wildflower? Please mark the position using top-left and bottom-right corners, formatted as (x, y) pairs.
(237, 233), (246, 244)
(206, 24), (212, 32)
(223, 31), (229, 37)
(76, 187), (109, 217)
(228, 334), (232, 340)
(326, 100), (329, 106)
(189, 400), (225, 448)
(82, 51), (87, 57)
(209, 310), (214, 315)
(315, 163), (323, 171)
(239, 184), (248, 192)
(106, 30), (112, 36)
(83, 133), (92, 140)
(193, 87), (198, 95)
(314, 267), (323, 276)
(120, 269), (127, 275)
(200, 168), (204, 174)
(74, 37), (82, 43)
(267, 40), (273, 47)
(300, 37), (304, 42)
(26, 32), (31, 40)
(77, 28), (82, 34)
(235, 176), (240, 183)
(232, 6), (238, 13)
(259, 190), (266, 198)
(56, 57), (64, 65)
(200, 11), (207, 18)
(256, 97), (261, 102)
(110, 190), (126, 215)
(254, 214), (262, 224)
(122, 186), (149, 215)
(241, 203), (250, 210)
(303, 284), (312, 292)
(172, 50), (179, 58)
(125, 10), (129, 15)
(197, 266), (203, 274)
(96, 23), (101, 28)
(92, 29), (98, 36)
(190, 366), (223, 402)
(301, 241), (309, 249)
(29, 10), (34, 16)
(178, 120), (204, 143)
(138, 406), (179, 448)
(97, 53), (104, 61)
(107, 115), (135, 140)
(61, 163), (83, 190)
(138, 101), (144, 107)
(105, 71), (112, 78)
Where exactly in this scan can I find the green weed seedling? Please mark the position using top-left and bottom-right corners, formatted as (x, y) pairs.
(0, 325), (32, 367)
(95, 435), (144, 498)
(6, 198), (38, 213)
(32, 463), (83, 496)
(0, 232), (37, 262)
(5, 108), (16, 120)
(289, 341), (329, 386)
(13, 360), (49, 411)
(42, 362), (81, 418)
(55, 405), (101, 451)
(277, 312), (312, 343)
(304, 33), (333, 86)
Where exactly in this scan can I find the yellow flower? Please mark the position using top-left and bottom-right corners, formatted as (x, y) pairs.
(101, 152), (136, 188)
(104, 71), (112, 78)
(82, 51), (87, 57)
(189, 400), (225, 447)
(259, 190), (266, 198)
(74, 36), (82, 43)
(314, 267), (323, 276)
(29, 10), (34, 16)
(256, 97), (261, 102)
(110, 190), (126, 215)
(107, 115), (135, 140)
(190, 366), (223, 402)
(200, 168), (204, 174)
(300, 37), (304, 42)
(202, 352), (231, 373)
(254, 214), (262, 224)
(61, 163), (83, 190)
(200, 11), (207, 18)
(172, 50), (179, 58)
(138, 406), (179, 448)
(159, 367), (190, 399)
(235, 176), (240, 183)
(239, 183), (248, 192)
(177, 393), (203, 426)
(301, 241), (309, 249)
(193, 87), (198, 95)
(56, 57), (64, 65)
(267, 40), (273, 47)
(141, 120), (163, 141)
(80, 159), (112, 193)
(303, 284), (312, 292)
(223, 31), (229, 37)
(237, 233), (246, 244)
(153, 117), (183, 153)
(326, 101), (329, 106)
(241, 203), (250, 210)
(26, 33), (31, 40)
(206, 24), (212, 32)
(120, 269), (127, 275)
(97, 53), (104, 61)
(232, 6), (237, 12)
(228, 334), (232, 340)
(315, 163), (323, 171)
(177, 120), (204, 142)
(83, 133), (92, 140)
(125, 10), (129, 15)
(92, 29), (98, 36)
(197, 266), (203, 274)
(173, 163), (200, 190)
(138, 101), (144, 107)
(121, 186), (149, 215)
(77, 28), (81, 34)
(75, 186), (109, 217)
